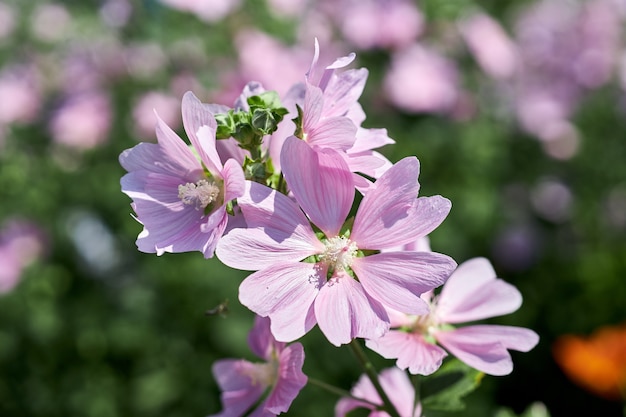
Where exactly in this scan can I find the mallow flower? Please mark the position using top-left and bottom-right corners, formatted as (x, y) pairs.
(216, 136), (456, 346)
(119, 91), (245, 258)
(366, 257), (540, 376)
(335, 367), (422, 417)
(209, 315), (307, 417)
(268, 40), (394, 191)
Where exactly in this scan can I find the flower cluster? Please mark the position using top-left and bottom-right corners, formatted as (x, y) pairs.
(120, 40), (539, 416)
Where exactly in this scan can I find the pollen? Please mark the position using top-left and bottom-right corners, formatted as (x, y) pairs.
(178, 179), (220, 210)
(319, 236), (358, 272)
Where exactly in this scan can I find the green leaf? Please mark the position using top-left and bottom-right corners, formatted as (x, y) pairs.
(421, 359), (484, 412)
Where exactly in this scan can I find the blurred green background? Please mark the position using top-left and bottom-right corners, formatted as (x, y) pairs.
(0, 0), (625, 416)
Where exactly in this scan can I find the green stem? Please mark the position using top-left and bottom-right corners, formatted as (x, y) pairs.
(307, 377), (380, 408)
(349, 339), (402, 417)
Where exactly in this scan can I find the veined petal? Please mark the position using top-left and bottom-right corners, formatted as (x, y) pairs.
(217, 227), (318, 271)
(435, 325), (539, 376)
(196, 124), (224, 177)
(352, 252), (456, 315)
(351, 157), (420, 247)
(355, 195), (452, 249)
(239, 262), (325, 342)
(308, 116), (357, 151)
(266, 343), (308, 414)
(181, 91), (223, 175)
(346, 150), (392, 179)
(315, 272), (389, 346)
(153, 111), (202, 175)
(303, 84), (323, 130)
(322, 68), (368, 118)
(281, 137), (354, 237)
(350, 127), (395, 154)
(222, 159), (246, 202)
(119, 142), (199, 178)
(123, 171), (225, 258)
(216, 181), (323, 270)
(366, 331), (447, 376)
(437, 257), (522, 323)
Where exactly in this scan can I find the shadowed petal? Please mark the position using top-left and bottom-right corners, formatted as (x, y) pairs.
(181, 91), (223, 175)
(239, 262), (326, 342)
(352, 251), (456, 315)
(315, 272), (389, 346)
(435, 325), (539, 376)
(366, 331), (448, 376)
(208, 359), (265, 417)
(266, 343), (308, 414)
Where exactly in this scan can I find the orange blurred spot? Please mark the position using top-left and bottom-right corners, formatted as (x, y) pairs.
(553, 323), (626, 400)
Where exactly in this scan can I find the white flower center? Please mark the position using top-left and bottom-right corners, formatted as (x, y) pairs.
(178, 179), (220, 210)
(319, 236), (358, 272)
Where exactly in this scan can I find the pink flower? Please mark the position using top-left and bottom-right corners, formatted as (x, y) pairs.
(0, 219), (46, 294)
(335, 367), (422, 417)
(119, 91), (245, 258)
(383, 44), (460, 115)
(216, 137), (455, 345)
(366, 257), (539, 376)
(335, 0), (424, 51)
(270, 40), (394, 190)
(209, 315), (307, 417)
(50, 90), (112, 150)
(458, 12), (519, 80)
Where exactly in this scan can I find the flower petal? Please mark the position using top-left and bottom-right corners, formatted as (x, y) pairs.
(315, 272), (389, 346)
(216, 181), (322, 270)
(437, 257), (522, 323)
(238, 262), (325, 342)
(181, 91), (223, 174)
(352, 157), (443, 249)
(281, 137), (354, 237)
(153, 111), (203, 176)
(352, 251), (456, 315)
(222, 158), (246, 202)
(208, 359), (265, 417)
(366, 331), (448, 376)
(247, 315), (283, 361)
(435, 325), (539, 376)
(266, 343), (308, 414)
(122, 171), (226, 258)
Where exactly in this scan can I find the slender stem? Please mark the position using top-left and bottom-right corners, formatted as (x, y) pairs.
(349, 339), (402, 417)
(307, 377), (380, 408)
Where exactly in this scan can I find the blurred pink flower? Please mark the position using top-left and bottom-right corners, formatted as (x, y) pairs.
(383, 44), (460, 114)
(511, 0), (622, 138)
(217, 139), (455, 345)
(459, 12), (519, 79)
(120, 92), (245, 258)
(0, 65), (42, 125)
(50, 91), (112, 150)
(234, 30), (313, 97)
(333, 0), (424, 50)
(209, 315), (307, 417)
(335, 367), (422, 417)
(366, 258), (539, 376)
(132, 91), (181, 138)
(0, 219), (46, 294)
